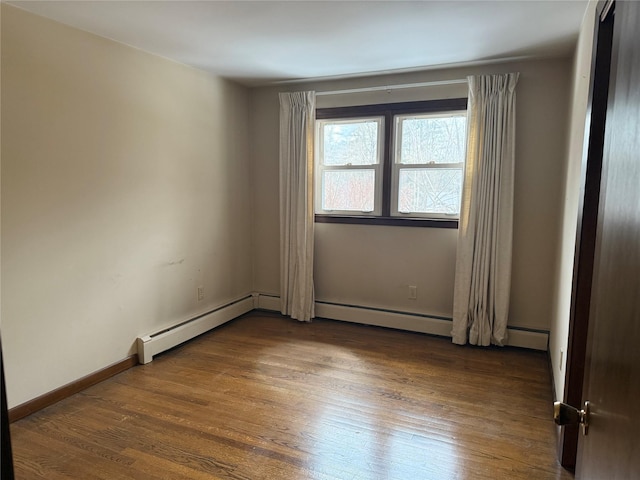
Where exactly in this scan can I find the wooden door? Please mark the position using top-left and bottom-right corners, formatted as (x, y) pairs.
(1, 336), (15, 479)
(576, 0), (640, 477)
(559, 0), (614, 469)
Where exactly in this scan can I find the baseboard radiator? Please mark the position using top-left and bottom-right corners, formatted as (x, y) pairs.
(256, 294), (549, 351)
(137, 293), (548, 364)
(137, 295), (256, 364)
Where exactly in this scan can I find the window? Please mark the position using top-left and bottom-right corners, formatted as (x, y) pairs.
(315, 99), (468, 228)
(393, 112), (467, 218)
(316, 117), (384, 215)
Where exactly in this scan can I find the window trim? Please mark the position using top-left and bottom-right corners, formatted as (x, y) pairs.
(315, 98), (468, 228)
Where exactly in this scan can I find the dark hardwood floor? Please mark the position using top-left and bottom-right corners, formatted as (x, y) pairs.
(9, 312), (572, 479)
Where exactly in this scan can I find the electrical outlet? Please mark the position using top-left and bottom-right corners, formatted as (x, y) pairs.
(408, 285), (417, 300)
(197, 286), (204, 301)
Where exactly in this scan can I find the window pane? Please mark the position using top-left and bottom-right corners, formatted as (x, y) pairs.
(322, 170), (375, 212)
(398, 168), (462, 214)
(397, 114), (467, 165)
(323, 120), (380, 166)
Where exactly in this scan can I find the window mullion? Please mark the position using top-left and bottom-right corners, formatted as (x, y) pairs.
(382, 112), (393, 217)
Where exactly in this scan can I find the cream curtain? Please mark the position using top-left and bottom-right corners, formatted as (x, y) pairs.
(452, 73), (519, 346)
(279, 91), (316, 322)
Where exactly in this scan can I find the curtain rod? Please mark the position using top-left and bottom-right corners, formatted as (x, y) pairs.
(315, 79), (468, 97)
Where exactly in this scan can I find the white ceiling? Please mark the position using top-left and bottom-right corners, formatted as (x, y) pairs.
(7, 1), (589, 86)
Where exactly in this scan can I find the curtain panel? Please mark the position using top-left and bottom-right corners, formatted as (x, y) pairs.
(279, 91), (316, 322)
(452, 73), (519, 346)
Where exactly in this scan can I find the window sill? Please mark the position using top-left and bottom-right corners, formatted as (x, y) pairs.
(314, 215), (458, 229)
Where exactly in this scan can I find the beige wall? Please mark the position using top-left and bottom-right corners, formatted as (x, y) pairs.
(1, 5), (252, 408)
(549, 1), (598, 400)
(252, 58), (572, 332)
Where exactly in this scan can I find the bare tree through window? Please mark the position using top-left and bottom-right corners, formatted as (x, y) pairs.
(396, 114), (466, 215)
(319, 119), (381, 212)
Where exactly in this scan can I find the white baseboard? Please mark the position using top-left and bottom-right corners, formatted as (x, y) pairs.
(315, 301), (453, 337)
(504, 328), (549, 351)
(137, 295), (254, 364)
(255, 293), (281, 312)
(137, 293), (548, 363)
(253, 294), (549, 351)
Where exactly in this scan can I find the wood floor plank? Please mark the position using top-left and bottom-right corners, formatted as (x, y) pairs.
(10, 313), (572, 479)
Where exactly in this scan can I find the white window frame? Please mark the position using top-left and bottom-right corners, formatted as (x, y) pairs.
(391, 111), (467, 219)
(315, 117), (384, 216)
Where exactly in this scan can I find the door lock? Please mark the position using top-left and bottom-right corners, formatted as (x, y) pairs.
(554, 401), (590, 435)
